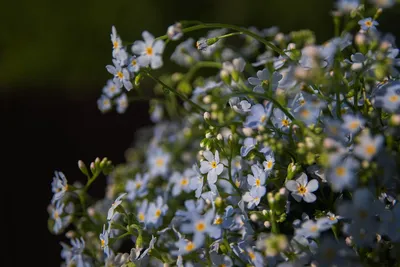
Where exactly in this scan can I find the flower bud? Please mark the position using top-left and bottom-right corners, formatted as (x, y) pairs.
(203, 95), (212, 104)
(220, 69), (231, 85)
(203, 112), (211, 121)
(167, 22), (183, 40)
(217, 133), (223, 140)
(90, 162), (96, 173)
(250, 213), (258, 222)
(78, 160), (89, 176)
(264, 221), (271, 228)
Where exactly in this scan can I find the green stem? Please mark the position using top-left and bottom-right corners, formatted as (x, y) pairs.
(156, 23), (287, 58)
(144, 71), (207, 113)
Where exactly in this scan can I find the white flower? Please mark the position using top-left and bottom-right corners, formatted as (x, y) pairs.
(132, 31), (165, 69)
(354, 131), (384, 161)
(200, 150), (224, 193)
(285, 173), (319, 203)
(111, 26), (123, 58)
(115, 93), (128, 114)
(107, 193), (127, 220)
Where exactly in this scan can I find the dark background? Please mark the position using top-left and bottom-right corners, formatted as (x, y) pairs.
(4, 0), (399, 266)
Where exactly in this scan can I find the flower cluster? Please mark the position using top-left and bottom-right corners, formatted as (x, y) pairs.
(49, 1), (400, 266)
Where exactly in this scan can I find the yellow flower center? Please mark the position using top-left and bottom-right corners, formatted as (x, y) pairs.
(300, 99), (306, 106)
(255, 178), (261, 187)
(310, 225), (318, 232)
(365, 144), (376, 156)
(54, 211), (59, 219)
(180, 178), (189, 186)
(248, 251), (256, 260)
(113, 41), (119, 49)
(389, 95), (399, 103)
(300, 109), (310, 118)
(365, 21), (373, 27)
(195, 221), (206, 232)
(214, 217), (223, 225)
(349, 121), (360, 130)
(146, 47), (153, 55)
(110, 86), (116, 92)
(131, 59), (137, 66)
(260, 115), (267, 123)
(297, 185), (307, 195)
(281, 119), (290, 127)
(265, 160), (273, 170)
(103, 99), (110, 106)
(329, 216), (336, 221)
(262, 80), (269, 86)
(155, 158), (164, 167)
(185, 241), (194, 251)
(211, 161), (217, 169)
(155, 209), (161, 218)
(139, 212), (145, 222)
(335, 166), (346, 177)
(219, 265), (227, 267)
(235, 180), (241, 187)
(101, 239), (105, 248)
(136, 182), (142, 189)
(117, 71), (124, 79)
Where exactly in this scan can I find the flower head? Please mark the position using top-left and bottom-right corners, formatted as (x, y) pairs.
(132, 31), (165, 69)
(248, 68), (282, 93)
(358, 17), (379, 31)
(107, 193), (127, 220)
(285, 173), (319, 203)
(200, 150), (224, 194)
(244, 102), (273, 129)
(51, 171), (68, 203)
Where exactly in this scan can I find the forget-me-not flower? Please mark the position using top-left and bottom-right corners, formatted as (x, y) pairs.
(285, 173), (318, 203)
(132, 31), (165, 69)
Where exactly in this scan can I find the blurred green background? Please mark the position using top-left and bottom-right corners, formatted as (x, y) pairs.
(5, 1), (399, 266)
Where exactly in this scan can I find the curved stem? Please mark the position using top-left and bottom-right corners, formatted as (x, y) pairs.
(144, 71), (207, 114)
(156, 23), (287, 58)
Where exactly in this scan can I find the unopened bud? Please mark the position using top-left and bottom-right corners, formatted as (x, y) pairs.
(205, 132), (213, 139)
(90, 162), (96, 173)
(390, 115), (400, 126)
(264, 221), (271, 228)
(167, 22), (183, 41)
(215, 197), (222, 207)
(78, 160), (89, 176)
(217, 133), (223, 140)
(250, 213), (258, 222)
(203, 112), (211, 120)
(242, 127), (253, 136)
(203, 95), (212, 104)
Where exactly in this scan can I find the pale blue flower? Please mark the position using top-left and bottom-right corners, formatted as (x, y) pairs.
(295, 217), (331, 238)
(220, 205), (235, 229)
(52, 201), (66, 233)
(373, 80), (400, 113)
(192, 80), (223, 96)
(189, 164), (204, 198)
(210, 252), (233, 267)
(100, 224), (110, 257)
(126, 173), (150, 201)
(174, 238), (199, 255)
(111, 26), (123, 59)
(327, 154), (359, 191)
(285, 173), (319, 203)
(175, 199), (205, 221)
(115, 93), (128, 114)
(147, 196), (168, 228)
(51, 171), (68, 203)
(240, 137), (257, 157)
(244, 102), (273, 129)
(326, 211), (342, 225)
(105, 253), (129, 267)
(150, 103), (163, 123)
(131, 31), (165, 69)
(106, 60), (133, 91)
(336, 0), (359, 12)
(342, 114), (365, 134)
(70, 237), (91, 267)
(200, 150), (224, 194)
(181, 210), (221, 247)
(107, 193), (127, 220)
(272, 108), (291, 130)
(294, 103), (321, 126)
(369, 0), (395, 8)
(248, 68), (282, 93)
(102, 79), (122, 98)
(97, 95), (112, 113)
(137, 199), (148, 224)
(229, 97), (251, 114)
(263, 153), (275, 172)
(171, 170), (193, 196)
(167, 23), (183, 40)
(247, 164), (267, 196)
(242, 188), (263, 209)
(147, 148), (170, 178)
(358, 17), (379, 31)
(127, 56), (140, 73)
(354, 131), (383, 161)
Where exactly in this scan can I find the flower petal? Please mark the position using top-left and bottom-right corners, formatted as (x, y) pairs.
(285, 180), (298, 192)
(131, 41), (146, 54)
(303, 192), (317, 203)
(203, 150), (214, 162)
(291, 192), (303, 202)
(153, 40), (165, 54)
(306, 179), (319, 192)
(151, 56), (163, 69)
(200, 161), (211, 174)
(248, 77), (261, 85)
(296, 172), (308, 186)
(142, 31), (154, 45)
